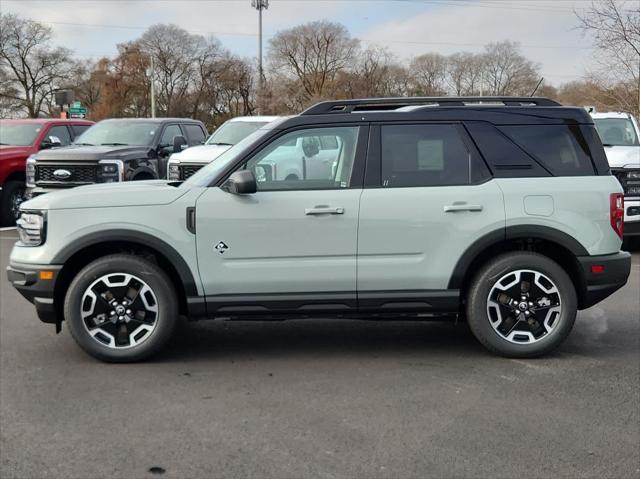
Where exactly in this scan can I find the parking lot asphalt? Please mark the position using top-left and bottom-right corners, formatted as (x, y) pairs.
(0, 228), (638, 479)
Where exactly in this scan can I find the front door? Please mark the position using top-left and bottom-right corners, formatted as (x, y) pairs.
(195, 125), (367, 316)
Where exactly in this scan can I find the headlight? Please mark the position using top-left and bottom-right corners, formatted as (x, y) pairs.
(16, 211), (46, 246)
(97, 159), (123, 183)
(26, 155), (37, 188)
(627, 171), (640, 179)
(167, 161), (180, 180)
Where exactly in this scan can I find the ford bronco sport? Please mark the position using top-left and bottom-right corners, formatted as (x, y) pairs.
(27, 118), (207, 197)
(7, 97), (632, 362)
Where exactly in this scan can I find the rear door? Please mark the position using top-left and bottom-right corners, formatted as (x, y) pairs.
(357, 123), (505, 311)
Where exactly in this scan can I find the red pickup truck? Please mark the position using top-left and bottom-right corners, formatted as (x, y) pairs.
(0, 118), (94, 225)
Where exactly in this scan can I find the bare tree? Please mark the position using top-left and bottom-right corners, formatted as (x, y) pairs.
(410, 53), (448, 96)
(446, 52), (484, 96)
(576, 0), (640, 115)
(267, 20), (359, 102)
(482, 41), (540, 96)
(0, 14), (74, 117)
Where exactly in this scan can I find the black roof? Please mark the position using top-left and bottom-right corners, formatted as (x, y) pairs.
(276, 96), (593, 127)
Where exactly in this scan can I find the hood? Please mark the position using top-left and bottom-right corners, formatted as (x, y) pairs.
(35, 145), (152, 162)
(171, 144), (231, 164)
(21, 180), (188, 211)
(0, 145), (32, 158)
(603, 145), (640, 168)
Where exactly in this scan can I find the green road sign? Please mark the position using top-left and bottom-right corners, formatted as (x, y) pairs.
(72, 101), (81, 108)
(69, 107), (87, 115)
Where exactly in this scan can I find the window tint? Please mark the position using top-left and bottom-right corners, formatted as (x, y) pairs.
(245, 127), (360, 191)
(46, 125), (72, 146)
(593, 118), (639, 147)
(381, 124), (470, 187)
(71, 125), (91, 137)
(160, 125), (182, 146)
(499, 125), (595, 176)
(184, 124), (206, 145)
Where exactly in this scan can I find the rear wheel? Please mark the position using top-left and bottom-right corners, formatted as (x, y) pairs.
(64, 254), (178, 362)
(0, 180), (26, 226)
(466, 252), (577, 358)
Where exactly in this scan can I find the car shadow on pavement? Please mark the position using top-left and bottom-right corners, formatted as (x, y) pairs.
(156, 318), (487, 362)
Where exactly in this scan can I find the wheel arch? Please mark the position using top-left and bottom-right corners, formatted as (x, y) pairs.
(450, 226), (589, 309)
(129, 166), (157, 181)
(52, 230), (200, 321)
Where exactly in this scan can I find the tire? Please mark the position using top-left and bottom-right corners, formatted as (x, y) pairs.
(0, 180), (26, 226)
(64, 254), (178, 362)
(466, 252), (577, 358)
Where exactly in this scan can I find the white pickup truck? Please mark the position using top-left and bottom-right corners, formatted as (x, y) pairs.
(167, 116), (280, 181)
(591, 111), (640, 239)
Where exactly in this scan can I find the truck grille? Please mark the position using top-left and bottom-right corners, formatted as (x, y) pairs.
(180, 164), (203, 180)
(36, 164), (98, 186)
(612, 168), (640, 198)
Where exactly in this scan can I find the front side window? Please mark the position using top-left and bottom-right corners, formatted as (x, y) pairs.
(46, 125), (72, 146)
(381, 124), (471, 187)
(244, 126), (360, 191)
(75, 121), (158, 146)
(593, 118), (639, 147)
(160, 125), (182, 146)
(184, 124), (206, 145)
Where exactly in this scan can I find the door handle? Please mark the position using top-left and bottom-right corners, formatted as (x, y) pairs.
(305, 206), (345, 215)
(443, 204), (483, 212)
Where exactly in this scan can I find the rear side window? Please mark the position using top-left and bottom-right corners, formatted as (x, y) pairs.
(499, 125), (595, 176)
(381, 124), (471, 187)
(184, 124), (206, 145)
(71, 125), (91, 137)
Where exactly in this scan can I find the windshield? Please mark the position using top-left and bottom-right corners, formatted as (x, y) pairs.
(75, 121), (158, 146)
(0, 123), (42, 146)
(206, 121), (268, 146)
(183, 128), (272, 187)
(594, 118), (639, 146)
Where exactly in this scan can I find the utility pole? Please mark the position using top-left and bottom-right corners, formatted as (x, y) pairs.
(149, 56), (156, 118)
(251, 0), (268, 114)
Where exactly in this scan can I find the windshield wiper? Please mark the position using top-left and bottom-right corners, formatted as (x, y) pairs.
(208, 142), (233, 146)
(0, 142), (9, 145)
(602, 143), (617, 147)
(101, 142), (129, 146)
(74, 142), (95, 146)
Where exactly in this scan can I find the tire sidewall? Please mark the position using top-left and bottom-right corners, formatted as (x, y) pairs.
(467, 252), (577, 357)
(0, 180), (26, 226)
(64, 255), (178, 362)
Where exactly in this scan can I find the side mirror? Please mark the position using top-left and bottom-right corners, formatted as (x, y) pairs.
(225, 170), (257, 195)
(41, 135), (62, 150)
(172, 135), (188, 153)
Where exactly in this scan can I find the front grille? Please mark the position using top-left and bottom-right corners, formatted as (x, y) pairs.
(180, 164), (203, 180)
(36, 164), (98, 186)
(612, 168), (640, 198)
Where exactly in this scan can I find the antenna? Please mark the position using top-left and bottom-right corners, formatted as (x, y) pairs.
(530, 77), (544, 97)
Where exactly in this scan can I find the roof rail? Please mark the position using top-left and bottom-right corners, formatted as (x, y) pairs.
(301, 96), (561, 115)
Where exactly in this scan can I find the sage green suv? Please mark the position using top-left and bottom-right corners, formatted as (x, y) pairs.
(7, 97), (632, 362)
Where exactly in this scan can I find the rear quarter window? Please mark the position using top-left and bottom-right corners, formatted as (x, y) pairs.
(499, 125), (595, 176)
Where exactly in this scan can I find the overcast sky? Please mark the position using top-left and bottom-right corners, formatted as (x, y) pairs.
(4, 0), (598, 86)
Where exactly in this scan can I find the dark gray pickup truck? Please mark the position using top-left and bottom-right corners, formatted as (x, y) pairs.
(26, 118), (207, 197)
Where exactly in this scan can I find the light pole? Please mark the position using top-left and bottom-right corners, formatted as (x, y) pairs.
(147, 56), (156, 118)
(251, 0), (268, 113)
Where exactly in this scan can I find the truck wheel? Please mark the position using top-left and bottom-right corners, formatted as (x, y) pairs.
(64, 254), (178, 362)
(465, 252), (577, 358)
(0, 180), (26, 226)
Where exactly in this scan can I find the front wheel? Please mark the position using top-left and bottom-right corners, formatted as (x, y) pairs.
(466, 252), (577, 358)
(64, 254), (178, 362)
(0, 180), (26, 226)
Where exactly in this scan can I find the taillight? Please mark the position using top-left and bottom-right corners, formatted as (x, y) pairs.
(610, 193), (624, 240)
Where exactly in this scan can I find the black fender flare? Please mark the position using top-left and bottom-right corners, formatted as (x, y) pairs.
(448, 225), (588, 289)
(51, 229), (199, 297)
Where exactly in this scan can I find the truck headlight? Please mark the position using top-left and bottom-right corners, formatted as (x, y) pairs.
(26, 155), (37, 188)
(627, 171), (640, 180)
(97, 159), (124, 183)
(16, 211), (46, 246)
(167, 161), (180, 180)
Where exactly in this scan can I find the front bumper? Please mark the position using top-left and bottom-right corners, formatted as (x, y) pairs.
(577, 252), (631, 309)
(6, 262), (62, 324)
(623, 198), (640, 236)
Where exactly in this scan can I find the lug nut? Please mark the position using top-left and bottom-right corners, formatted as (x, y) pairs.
(126, 309), (132, 315)
(118, 315), (124, 321)
(110, 310), (115, 316)
(524, 310), (531, 316)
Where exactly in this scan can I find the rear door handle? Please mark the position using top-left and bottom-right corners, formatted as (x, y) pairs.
(305, 206), (345, 215)
(443, 204), (483, 212)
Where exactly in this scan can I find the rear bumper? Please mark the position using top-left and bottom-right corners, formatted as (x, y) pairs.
(577, 252), (631, 309)
(6, 262), (62, 324)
